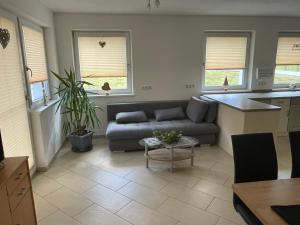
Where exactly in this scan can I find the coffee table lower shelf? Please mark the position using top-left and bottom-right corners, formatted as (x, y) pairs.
(145, 148), (194, 172)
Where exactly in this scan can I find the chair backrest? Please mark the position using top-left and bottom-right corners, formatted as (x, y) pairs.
(289, 131), (300, 178)
(231, 133), (278, 207)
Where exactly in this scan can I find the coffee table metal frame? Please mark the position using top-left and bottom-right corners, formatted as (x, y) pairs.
(139, 136), (199, 172)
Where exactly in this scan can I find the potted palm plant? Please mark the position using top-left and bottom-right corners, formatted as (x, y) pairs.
(52, 69), (102, 152)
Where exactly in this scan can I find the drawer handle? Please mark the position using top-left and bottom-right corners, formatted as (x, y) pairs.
(17, 187), (27, 196)
(15, 176), (21, 180)
(18, 172), (23, 176)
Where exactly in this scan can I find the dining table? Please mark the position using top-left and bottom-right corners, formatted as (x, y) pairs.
(233, 178), (300, 225)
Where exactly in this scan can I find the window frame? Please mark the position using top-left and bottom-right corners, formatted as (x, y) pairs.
(18, 18), (51, 108)
(202, 32), (251, 91)
(73, 31), (133, 96)
(273, 32), (300, 89)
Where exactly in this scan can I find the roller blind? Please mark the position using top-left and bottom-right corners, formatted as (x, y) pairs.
(205, 36), (248, 70)
(276, 36), (300, 65)
(78, 36), (128, 78)
(22, 25), (48, 83)
(0, 16), (34, 168)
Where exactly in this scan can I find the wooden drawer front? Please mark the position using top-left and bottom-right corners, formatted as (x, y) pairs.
(0, 186), (13, 225)
(9, 175), (30, 212)
(7, 162), (28, 196)
(12, 190), (37, 225)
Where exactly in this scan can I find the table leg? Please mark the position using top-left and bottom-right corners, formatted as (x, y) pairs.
(171, 147), (174, 172)
(145, 145), (149, 168)
(191, 146), (194, 167)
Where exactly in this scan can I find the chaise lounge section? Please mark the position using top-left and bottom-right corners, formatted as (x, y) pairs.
(106, 98), (219, 151)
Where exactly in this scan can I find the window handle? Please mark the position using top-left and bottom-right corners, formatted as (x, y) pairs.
(25, 66), (33, 77)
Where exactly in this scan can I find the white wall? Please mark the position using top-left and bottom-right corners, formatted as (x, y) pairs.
(0, 0), (64, 169)
(54, 13), (300, 135)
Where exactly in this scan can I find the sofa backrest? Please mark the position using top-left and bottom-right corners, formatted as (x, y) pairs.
(107, 100), (189, 122)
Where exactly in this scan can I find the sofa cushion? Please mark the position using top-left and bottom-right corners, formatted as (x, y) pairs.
(154, 107), (186, 121)
(116, 111), (148, 124)
(106, 119), (219, 140)
(186, 97), (209, 123)
(200, 96), (219, 123)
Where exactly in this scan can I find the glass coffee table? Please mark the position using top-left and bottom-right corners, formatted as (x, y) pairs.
(139, 136), (199, 172)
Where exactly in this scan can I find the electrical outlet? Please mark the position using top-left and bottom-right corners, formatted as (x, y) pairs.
(185, 84), (195, 89)
(141, 85), (152, 90)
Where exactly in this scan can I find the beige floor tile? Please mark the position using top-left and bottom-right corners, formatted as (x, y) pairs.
(223, 177), (234, 188)
(188, 167), (229, 185)
(84, 185), (131, 213)
(207, 198), (245, 225)
(158, 198), (218, 225)
(193, 179), (232, 201)
(211, 161), (234, 176)
(74, 204), (131, 225)
(65, 161), (101, 177)
(125, 170), (169, 191)
(39, 211), (82, 225)
(217, 218), (241, 225)
(117, 201), (177, 225)
(44, 187), (92, 216)
(99, 161), (134, 177)
(160, 182), (214, 210)
(155, 170), (200, 188)
(32, 174), (62, 197)
(56, 172), (97, 193)
(42, 165), (69, 179)
(118, 182), (168, 209)
(34, 193), (57, 221)
(89, 170), (129, 191)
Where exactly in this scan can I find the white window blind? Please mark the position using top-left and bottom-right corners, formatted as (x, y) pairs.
(22, 26), (48, 83)
(276, 37), (300, 65)
(78, 36), (128, 78)
(0, 16), (34, 168)
(205, 36), (248, 70)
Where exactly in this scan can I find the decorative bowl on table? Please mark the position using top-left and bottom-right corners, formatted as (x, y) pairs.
(153, 130), (182, 144)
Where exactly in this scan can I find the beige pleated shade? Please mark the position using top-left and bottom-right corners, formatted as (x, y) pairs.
(0, 17), (34, 168)
(78, 36), (128, 78)
(22, 26), (48, 83)
(276, 37), (300, 65)
(205, 36), (248, 70)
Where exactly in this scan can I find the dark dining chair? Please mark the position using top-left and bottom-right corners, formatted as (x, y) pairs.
(289, 131), (300, 178)
(231, 133), (278, 225)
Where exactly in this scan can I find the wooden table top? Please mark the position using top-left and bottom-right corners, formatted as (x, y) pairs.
(233, 178), (300, 225)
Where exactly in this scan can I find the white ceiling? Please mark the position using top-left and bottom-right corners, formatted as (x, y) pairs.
(39, 0), (300, 16)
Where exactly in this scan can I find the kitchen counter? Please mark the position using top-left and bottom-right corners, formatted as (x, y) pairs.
(204, 91), (300, 112)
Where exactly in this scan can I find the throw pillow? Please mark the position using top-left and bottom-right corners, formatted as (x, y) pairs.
(154, 107), (186, 121)
(116, 111), (148, 124)
(200, 96), (219, 123)
(186, 97), (209, 123)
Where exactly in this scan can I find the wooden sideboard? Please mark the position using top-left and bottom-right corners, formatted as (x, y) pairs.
(0, 157), (37, 225)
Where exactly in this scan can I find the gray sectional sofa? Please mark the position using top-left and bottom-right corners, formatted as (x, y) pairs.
(106, 97), (219, 151)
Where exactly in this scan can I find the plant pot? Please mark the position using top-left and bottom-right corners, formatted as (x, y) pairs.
(69, 131), (93, 152)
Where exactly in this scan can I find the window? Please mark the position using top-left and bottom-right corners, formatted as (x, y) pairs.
(20, 23), (50, 105)
(0, 13), (35, 168)
(274, 33), (300, 88)
(203, 33), (251, 90)
(73, 31), (132, 95)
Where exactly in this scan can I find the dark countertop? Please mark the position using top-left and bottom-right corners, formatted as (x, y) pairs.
(204, 91), (300, 112)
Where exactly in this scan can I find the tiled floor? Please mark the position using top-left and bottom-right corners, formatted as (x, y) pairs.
(33, 136), (292, 225)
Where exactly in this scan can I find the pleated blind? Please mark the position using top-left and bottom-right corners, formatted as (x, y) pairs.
(78, 36), (128, 78)
(22, 25), (48, 83)
(0, 16), (34, 168)
(276, 36), (300, 65)
(205, 36), (248, 70)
